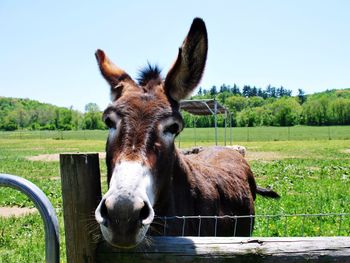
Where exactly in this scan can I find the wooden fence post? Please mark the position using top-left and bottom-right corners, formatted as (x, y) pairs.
(60, 153), (102, 263)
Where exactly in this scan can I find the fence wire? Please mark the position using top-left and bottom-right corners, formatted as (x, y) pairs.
(150, 213), (350, 237)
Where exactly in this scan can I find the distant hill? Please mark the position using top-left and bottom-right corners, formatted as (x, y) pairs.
(0, 97), (81, 131)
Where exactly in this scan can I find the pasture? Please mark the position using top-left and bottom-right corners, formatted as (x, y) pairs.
(1, 125), (350, 142)
(0, 127), (350, 262)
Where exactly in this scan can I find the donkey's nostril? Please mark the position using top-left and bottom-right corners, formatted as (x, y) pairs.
(139, 201), (154, 225)
(99, 199), (110, 227)
(139, 201), (150, 221)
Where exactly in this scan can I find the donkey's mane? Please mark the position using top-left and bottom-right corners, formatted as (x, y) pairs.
(137, 63), (162, 87)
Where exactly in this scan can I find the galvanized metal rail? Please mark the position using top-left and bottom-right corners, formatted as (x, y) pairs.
(0, 173), (60, 263)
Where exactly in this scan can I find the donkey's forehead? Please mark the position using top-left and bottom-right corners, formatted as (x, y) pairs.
(112, 88), (176, 117)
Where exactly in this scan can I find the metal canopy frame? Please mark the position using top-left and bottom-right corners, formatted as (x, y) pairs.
(180, 99), (233, 146)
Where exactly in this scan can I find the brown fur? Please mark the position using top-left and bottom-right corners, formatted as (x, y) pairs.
(151, 147), (257, 236)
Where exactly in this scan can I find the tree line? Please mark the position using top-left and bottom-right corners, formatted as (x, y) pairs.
(183, 85), (350, 127)
(0, 98), (105, 131)
(198, 84), (294, 99)
(1, 87), (350, 131)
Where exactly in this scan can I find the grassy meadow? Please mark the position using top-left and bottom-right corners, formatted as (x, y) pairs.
(1, 125), (350, 142)
(0, 126), (350, 262)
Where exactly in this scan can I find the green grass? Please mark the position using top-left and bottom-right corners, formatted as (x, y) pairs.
(1, 125), (350, 142)
(0, 213), (46, 262)
(0, 128), (350, 262)
(252, 157), (350, 236)
(177, 125), (350, 145)
(0, 130), (108, 140)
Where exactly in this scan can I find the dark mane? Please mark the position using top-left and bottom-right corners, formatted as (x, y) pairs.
(137, 63), (162, 86)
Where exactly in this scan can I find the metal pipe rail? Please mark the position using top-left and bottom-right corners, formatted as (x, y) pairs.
(0, 173), (60, 263)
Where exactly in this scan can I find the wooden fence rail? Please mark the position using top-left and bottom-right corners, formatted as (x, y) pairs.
(60, 153), (350, 263)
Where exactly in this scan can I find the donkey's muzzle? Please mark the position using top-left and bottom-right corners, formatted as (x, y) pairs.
(95, 194), (154, 247)
(98, 195), (153, 226)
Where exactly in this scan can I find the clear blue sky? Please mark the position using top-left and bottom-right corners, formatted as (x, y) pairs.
(0, 1), (349, 112)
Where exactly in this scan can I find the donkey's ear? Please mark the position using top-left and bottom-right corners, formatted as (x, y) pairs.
(95, 49), (136, 100)
(165, 18), (208, 102)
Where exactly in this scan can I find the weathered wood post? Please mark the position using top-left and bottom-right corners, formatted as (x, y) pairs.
(60, 153), (102, 263)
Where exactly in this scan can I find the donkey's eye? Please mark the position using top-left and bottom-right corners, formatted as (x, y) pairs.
(104, 116), (115, 129)
(103, 110), (119, 129)
(164, 123), (180, 135)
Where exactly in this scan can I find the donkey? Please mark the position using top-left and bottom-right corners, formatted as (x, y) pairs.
(94, 18), (279, 248)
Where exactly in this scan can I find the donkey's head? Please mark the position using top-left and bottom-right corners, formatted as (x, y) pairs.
(94, 18), (208, 248)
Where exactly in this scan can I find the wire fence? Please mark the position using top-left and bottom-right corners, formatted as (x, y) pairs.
(177, 126), (350, 145)
(150, 213), (350, 237)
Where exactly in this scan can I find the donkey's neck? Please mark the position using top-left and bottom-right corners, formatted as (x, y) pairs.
(159, 148), (196, 216)
(155, 149), (193, 216)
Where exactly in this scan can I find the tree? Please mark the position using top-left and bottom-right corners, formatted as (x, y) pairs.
(14, 105), (29, 129)
(0, 113), (18, 131)
(257, 88), (267, 99)
(210, 86), (218, 96)
(248, 96), (265, 108)
(217, 91), (230, 104)
(266, 85), (277, 98)
(83, 103), (105, 130)
(242, 85), (251, 97)
(236, 108), (257, 127)
(219, 84), (229, 93)
(329, 98), (350, 125)
(277, 86), (292, 97)
(231, 84), (241, 95)
(250, 86), (258, 97)
(302, 97), (330, 125)
(60, 107), (74, 130)
(225, 96), (247, 112)
(269, 97), (302, 126)
(85, 103), (100, 113)
(297, 89), (307, 104)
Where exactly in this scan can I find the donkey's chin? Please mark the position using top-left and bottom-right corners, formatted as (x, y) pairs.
(100, 224), (149, 249)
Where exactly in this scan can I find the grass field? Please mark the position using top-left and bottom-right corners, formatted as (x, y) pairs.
(0, 127), (350, 262)
(1, 125), (350, 142)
